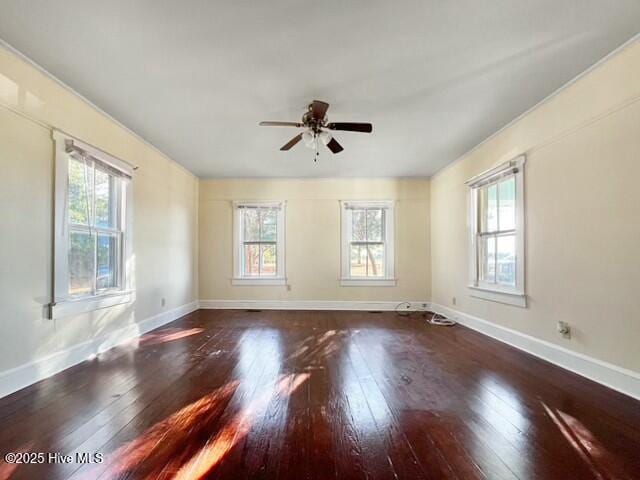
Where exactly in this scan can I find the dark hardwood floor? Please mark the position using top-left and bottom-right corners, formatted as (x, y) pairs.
(0, 309), (639, 480)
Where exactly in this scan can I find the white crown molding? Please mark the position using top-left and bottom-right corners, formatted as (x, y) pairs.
(199, 299), (427, 311)
(0, 300), (199, 399)
(430, 303), (640, 401)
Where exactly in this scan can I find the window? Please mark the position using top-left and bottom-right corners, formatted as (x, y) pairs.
(467, 155), (525, 307)
(232, 201), (286, 285)
(52, 131), (134, 318)
(340, 201), (396, 286)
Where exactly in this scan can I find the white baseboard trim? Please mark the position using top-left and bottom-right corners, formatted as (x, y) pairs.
(430, 303), (640, 401)
(0, 300), (199, 399)
(199, 299), (427, 311)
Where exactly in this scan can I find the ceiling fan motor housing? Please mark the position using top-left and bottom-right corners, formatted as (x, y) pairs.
(302, 108), (326, 132)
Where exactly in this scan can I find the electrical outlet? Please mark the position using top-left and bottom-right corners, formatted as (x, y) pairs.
(452, 297), (457, 306)
(557, 321), (571, 339)
(161, 297), (166, 307)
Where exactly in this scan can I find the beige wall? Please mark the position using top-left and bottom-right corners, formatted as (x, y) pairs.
(0, 47), (199, 374)
(199, 179), (431, 303)
(430, 40), (640, 372)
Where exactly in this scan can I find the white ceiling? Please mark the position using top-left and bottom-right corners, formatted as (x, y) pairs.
(1, 1), (639, 178)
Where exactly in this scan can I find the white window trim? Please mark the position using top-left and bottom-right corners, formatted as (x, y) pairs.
(51, 130), (135, 319)
(232, 200), (287, 286)
(340, 200), (396, 287)
(467, 155), (526, 307)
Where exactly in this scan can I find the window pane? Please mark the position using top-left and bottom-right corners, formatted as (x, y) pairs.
(243, 209), (260, 242)
(260, 244), (277, 276)
(497, 234), (516, 286)
(366, 244), (385, 277)
(261, 209), (277, 241)
(498, 177), (515, 231)
(351, 210), (367, 241)
(480, 235), (496, 283)
(97, 234), (117, 289)
(350, 244), (385, 277)
(243, 244), (260, 276)
(68, 158), (92, 226)
(95, 169), (116, 229)
(366, 209), (383, 242)
(69, 231), (94, 295)
(350, 244), (367, 277)
(485, 184), (498, 232)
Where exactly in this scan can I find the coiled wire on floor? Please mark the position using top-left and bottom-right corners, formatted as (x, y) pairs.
(394, 302), (457, 326)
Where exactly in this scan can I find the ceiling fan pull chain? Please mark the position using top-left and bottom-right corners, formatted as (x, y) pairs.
(314, 138), (318, 162)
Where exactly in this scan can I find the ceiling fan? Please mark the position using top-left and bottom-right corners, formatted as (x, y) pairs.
(259, 100), (373, 160)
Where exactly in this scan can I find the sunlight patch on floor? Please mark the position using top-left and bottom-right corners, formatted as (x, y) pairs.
(139, 328), (205, 346)
(542, 401), (624, 480)
(173, 373), (310, 480)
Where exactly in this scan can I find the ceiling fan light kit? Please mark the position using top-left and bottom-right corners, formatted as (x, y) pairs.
(259, 100), (373, 162)
(302, 130), (315, 148)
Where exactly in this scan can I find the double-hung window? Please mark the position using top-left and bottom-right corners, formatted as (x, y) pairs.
(52, 131), (134, 318)
(232, 201), (286, 285)
(467, 155), (525, 307)
(340, 201), (396, 286)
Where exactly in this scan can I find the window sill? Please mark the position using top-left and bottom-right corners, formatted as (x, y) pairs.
(232, 277), (287, 286)
(468, 285), (526, 308)
(340, 278), (397, 287)
(50, 290), (135, 319)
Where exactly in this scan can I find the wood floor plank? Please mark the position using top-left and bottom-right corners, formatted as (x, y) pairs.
(8, 320), (237, 480)
(351, 320), (600, 479)
(1, 309), (639, 480)
(390, 316), (600, 479)
(346, 330), (434, 479)
(420, 315), (640, 477)
(4, 330), (222, 479)
(85, 326), (264, 480)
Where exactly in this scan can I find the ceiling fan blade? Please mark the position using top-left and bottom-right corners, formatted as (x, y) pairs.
(260, 121), (303, 127)
(325, 137), (344, 154)
(326, 122), (373, 133)
(311, 100), (329, 120)
(280, 133), (303, 151)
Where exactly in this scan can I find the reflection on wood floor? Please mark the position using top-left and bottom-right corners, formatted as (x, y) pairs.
(0, 309), (639, 479)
